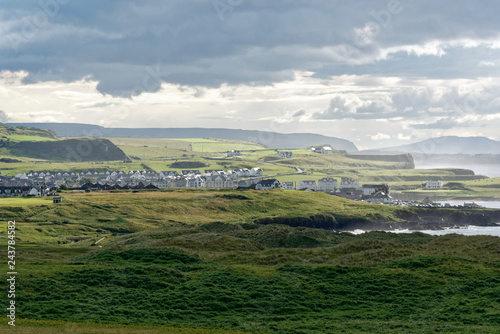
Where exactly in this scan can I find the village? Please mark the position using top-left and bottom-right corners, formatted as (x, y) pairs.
(0, 166), (401, 205)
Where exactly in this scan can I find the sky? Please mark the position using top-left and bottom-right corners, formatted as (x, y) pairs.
(1, 0), (500, 150)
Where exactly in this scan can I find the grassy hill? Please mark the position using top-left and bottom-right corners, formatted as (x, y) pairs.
(1, 138), (128, 162)
(0, 123), (128, 162)
(0, 122), (57, 139)
(0, 190), (499, 333)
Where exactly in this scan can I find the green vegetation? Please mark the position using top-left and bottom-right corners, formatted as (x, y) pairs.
(0, 319), (247, 333)
(170, 161), (209, 169)
(0, 190), (401, 244)
(174, 138), (267, 152)
(1, 138), (128, 162)
(0, 190), (499, 333)
(1, 134), (500, 332)
(0, 123), (57, 139)
(1, 134), (496, 199)
(6, 135), (57, 142)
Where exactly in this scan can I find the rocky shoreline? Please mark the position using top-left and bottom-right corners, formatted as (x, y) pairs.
(255, 208), (500, 232)
(378, 208), (500, 231)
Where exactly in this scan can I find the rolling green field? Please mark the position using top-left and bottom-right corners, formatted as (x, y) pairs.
(174, 138), (267, 152)
(0, 191), (499, 333)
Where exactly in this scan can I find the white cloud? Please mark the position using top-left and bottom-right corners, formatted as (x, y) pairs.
(479, 61), (496, 67)
(371, 133), (391, 141)
(397, 133), (412, 140)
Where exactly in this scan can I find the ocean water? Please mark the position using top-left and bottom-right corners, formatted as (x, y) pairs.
(350, 226), (500, 237)
(436, 201), (500, 209)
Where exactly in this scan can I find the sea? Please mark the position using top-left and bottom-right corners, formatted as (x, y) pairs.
(349, 226), (500, 237)
(436, 200), (500, 209)
(348, 200), (500, 237)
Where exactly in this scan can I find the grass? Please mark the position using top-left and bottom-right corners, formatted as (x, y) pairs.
(0, 197), (54, 207)
(177, 138), (267, 152)
(1, 230), (499, 333)
(1, 135), (496, 199)
(0, 190), (499, 333)
(7, 135), (57, 141)
(0, 319), (248, 333)
(0, 190), (403, 245)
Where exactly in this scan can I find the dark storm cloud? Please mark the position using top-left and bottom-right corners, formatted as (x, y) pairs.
(1, 0), (500, 96)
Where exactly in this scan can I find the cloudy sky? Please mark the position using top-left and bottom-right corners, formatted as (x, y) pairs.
(1, 0), (499, 149)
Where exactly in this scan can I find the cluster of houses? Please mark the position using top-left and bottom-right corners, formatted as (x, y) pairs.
(0, 169), (393, 204)
(0, 168), (265, 195)
(279, 178), (392, 204)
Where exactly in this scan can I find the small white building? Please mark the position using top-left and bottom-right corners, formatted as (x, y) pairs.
(366, 191), (393, 205)
(153, 179), (169, 188)
(227, 150), (242, 157)
(236, 168), (251, 177)
(186, 177), (204, 188)
(278, 151), (293, 159)
(280, 182), (295, 190)
(250, 167), (263, 177)
(309, 146), (333, 154)
(424, 180), (444, 190)
(298, 180), (317, 191)
(255, 179), (280, 190)
(340, 177), (360, 189)
(318, 178), (337, 192)
(29, 187), (41, 196)
(362, 184), (389, 196)
(321, 147), (332, 154)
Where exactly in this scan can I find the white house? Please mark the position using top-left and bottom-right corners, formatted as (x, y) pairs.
(169, 178), (188, 188)
(278, 151), (293, 159)
(321, 147), (332, 154)
(153, 179), (169, 188)
(236, 168), (251, 177)
(309, 146), (333, 154)
(250, 167), (263, 177)
(318, 178), (337, 192)
(255, 179), (280, 190)
(362, 184), (389, 196)
(424, 180), (444, 190)
(186, 177), (204, 188)
(280, 182), (295, 190)
(204, 175), (233, 189)
(366, 191), (393, 204)
(227, 150), (242, 157)
(340, 177), (359, 189)
(298, 180), (317, 191)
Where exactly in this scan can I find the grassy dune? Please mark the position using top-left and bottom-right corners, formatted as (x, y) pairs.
(0, 190), (401, 245)
(0, 190), (499, 333)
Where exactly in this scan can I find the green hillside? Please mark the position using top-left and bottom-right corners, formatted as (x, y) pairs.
(0, 122), (57, 139)
(0, 138), (128, 162)
(0, 190), (499, 333)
